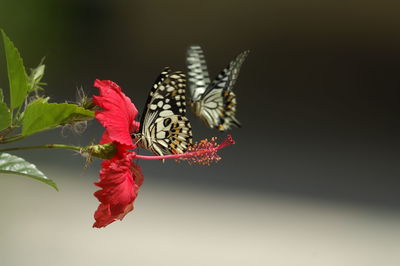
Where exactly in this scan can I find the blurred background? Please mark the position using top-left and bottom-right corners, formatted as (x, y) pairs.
(1, 0), (400, 265)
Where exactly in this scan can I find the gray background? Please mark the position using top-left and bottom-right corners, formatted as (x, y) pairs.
(0, 0), (399, 265)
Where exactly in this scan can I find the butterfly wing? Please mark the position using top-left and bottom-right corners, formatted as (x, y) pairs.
(186, 45), (211, 102)
(193, 50), (249, 131)
(137, 67), (193, 156)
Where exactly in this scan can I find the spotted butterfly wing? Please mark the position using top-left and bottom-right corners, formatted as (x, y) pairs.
(186, 46), (249, 131)
(186, 45), (211, 102)
(135, 67), (192, 156)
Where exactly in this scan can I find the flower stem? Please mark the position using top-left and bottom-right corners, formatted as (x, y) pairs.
(0, 144), (81, 153)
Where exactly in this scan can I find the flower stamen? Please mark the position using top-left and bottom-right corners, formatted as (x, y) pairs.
(135, 135), (235, 165)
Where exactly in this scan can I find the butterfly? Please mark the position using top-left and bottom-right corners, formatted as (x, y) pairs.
(186, 45), (249, 131)
(133, 67), (193, 156)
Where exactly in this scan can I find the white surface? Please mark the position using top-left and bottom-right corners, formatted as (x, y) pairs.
(0, 169), (399, 266)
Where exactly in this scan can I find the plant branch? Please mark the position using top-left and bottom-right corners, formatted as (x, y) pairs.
(0, 126), (17, 138)
(0, 143), (81, 153)
(0, 134), (25, 144)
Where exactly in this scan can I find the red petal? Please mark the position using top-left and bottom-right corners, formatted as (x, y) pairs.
(93, 79), (140, 149)
(131, 163), (144, 187)
(92, 152), (143, 228)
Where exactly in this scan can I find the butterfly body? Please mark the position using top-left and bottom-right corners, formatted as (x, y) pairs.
(186, 45), (249, 131)
(134, 68), (192, 156)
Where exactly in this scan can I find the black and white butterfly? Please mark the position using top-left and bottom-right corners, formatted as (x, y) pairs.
(133, 67), (193, 156)
(186, 45), (249, 131)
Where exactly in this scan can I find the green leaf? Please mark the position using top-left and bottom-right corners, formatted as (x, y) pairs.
(22, 100), (94, 136)
(28, 59), (46, 93)
(0, 88), (4, 102)
(0, 152), (58, 190)
(0, 102), (11, 131)
(1, 29), (29, 109)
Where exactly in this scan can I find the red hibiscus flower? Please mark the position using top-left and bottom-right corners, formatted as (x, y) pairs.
(93, 151), (143, 228)
(92, 79), (235, 228)
(92, 79), (142, 228)
(93, 79), (140, 150)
